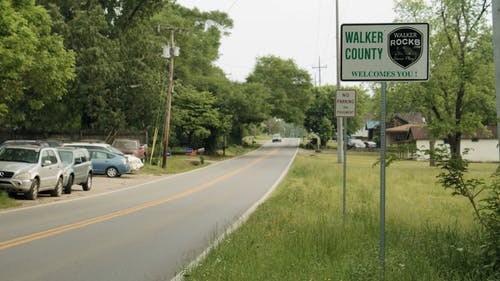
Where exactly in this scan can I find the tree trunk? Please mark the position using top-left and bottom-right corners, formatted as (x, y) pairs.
(223, 135), (226, 156)
(429, 138), (436, 167)
(447, 132), (462, 159)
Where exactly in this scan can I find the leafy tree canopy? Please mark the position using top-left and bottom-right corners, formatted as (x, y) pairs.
(391, 0), (494, 156)
(247, 55), (313, 125)
(171, 84), (220, 148)
(0, 0), (75, 130)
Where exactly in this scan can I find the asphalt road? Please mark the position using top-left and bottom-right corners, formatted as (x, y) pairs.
(0, 139), (298, 281)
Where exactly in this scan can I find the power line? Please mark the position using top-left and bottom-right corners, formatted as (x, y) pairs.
(312, 56), (327, 86)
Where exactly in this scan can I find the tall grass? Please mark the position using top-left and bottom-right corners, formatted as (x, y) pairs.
(183, 150), (496, 281)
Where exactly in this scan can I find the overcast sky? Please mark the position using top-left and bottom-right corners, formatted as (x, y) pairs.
(175, 0), (397, 86)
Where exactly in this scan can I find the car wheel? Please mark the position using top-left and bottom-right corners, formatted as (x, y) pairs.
(82, 172), (92, 191)
(105, 167), (119, 178)
(25, 178), (39, 200)
(51, 177), (63, 197)
(64, 175), (74, 194)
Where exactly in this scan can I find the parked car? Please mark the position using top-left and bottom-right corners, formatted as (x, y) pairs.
(111, 138), (148, 161)
(63, 142), (122, 154)
(63, 142), (142, 171)
(127, 154), (144, 170)
(347, 138), (366, 149)
(1, 140), (49, 148)
(364, 141), (377, 148)
(272, 134), (282, 142)
(0, 145), (64, 199)
(57, 147), (93, 194)
(0, 139), (62, 148)
(87, 148), (130, 177)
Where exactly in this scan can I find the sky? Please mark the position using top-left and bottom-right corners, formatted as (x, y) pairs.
(175, 0), (397, 86)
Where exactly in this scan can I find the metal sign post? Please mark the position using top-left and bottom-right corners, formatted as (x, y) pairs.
(343, 118), (348, 223)
(340, 23), (429, 281)
(335, 90), (356, 223)
(379, 82), (387, 280)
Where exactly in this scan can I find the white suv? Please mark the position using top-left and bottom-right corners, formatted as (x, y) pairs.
(0, 145), (64, 200)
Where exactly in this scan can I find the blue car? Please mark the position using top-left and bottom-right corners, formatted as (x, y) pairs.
(87, 149), (130, 177)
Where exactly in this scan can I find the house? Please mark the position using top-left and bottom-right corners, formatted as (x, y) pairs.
(385, 124), (499, 162)
(357, 112), (425, 143)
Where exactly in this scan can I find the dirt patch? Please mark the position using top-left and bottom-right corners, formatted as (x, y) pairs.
(7, 172), (166, 210)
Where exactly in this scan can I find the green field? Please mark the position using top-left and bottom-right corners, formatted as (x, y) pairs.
(182, 150), (497, 281)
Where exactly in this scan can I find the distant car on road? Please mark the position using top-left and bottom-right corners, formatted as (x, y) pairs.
(0, 145), (64, 199)
(272, 134), (282, 142)
(87, 149), (130, 178)
(57, 147), (93, 194)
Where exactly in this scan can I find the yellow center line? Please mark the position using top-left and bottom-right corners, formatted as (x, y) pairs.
(0, 148), (279, 251)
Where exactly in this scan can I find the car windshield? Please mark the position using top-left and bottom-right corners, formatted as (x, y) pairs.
(0, 147), (39, 163)
(58, 150), (73, 165)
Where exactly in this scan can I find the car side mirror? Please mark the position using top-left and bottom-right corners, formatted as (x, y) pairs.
(43, 160), (52, 166)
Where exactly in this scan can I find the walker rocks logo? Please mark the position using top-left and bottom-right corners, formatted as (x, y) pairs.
(388, 27), (423, 68)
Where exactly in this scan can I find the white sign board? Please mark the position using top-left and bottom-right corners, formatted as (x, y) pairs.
(335, 90), (356, 118)
(341, 23), (429, 81)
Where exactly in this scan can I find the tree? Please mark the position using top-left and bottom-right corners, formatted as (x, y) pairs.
(0, 0), (75, 130)
(304, 87), (335, 147)
(153, 2), (237, 150)
(305, 85), (371, 147)
(246, 55), (313, 125)
(171, 85), (220, 149)
(217, 82), (271, 143)
(153, 2), (233, 86)
(394, 0), (494, 158)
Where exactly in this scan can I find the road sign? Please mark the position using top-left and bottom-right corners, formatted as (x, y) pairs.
(335, 90), (356, 118)
(341, 23), (429, 81)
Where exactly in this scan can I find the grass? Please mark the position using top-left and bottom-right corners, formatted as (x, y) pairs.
(141, 155), (210, 175)
(0, 191), (19, 209)
(141, 144), (262, 175)
(182, 150), (497, 281)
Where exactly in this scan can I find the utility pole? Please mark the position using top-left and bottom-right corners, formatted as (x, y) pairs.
(159, 26), (184, 169)
(312, 57), (327, 86)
